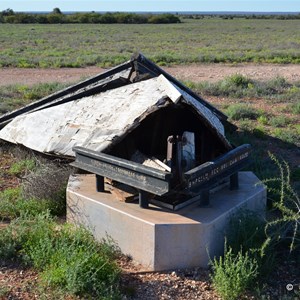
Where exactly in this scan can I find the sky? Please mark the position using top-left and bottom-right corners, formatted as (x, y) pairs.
(1, 0), (300, 13)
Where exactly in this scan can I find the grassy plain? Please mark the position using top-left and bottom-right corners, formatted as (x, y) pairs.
(1, 18), (300, 67)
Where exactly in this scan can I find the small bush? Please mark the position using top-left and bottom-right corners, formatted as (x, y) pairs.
(8, 158), (36, 176)
(0, 187), (58, 220)
(210, 243), (258, 300)
(226, 104), (261, 120)
(253, 125), (268, 139)
(227, 210), (276, 277)
(189, 76), (300, 101)
(290, 101), (300, 114)
(273, 128), (299, 145)
(227, 210), (266, 253)
(224, 74), (253, 88)
(0, 224), (19, 260)
(265, 76), (290, 94)
(257, 115), (268, 125)
(269, 115), (293, 128)
(21, 159), (72, 216)
(263, 153), (300, 252)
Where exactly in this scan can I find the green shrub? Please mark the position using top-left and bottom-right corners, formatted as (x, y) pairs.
(0, 224), (19, 260)
(269, 115), (293, 128)
(0, 213), (121, 298)
(189, 76), (300, 101)
(257, 115), (268, 125)
(225, 74), (253, 88)
(263, 153), (300, 252)
(210, 243), (258, 300)
(0, 187), (59, 220)
(226, 104), (261, 120)
(227, 210), (266, 253)
(0, 82), (71, 114)
(273, 127), (299, 145)
(148, 13), (181, 24)
(253, 125), (268, 139)
(264, 76), (290, 94)
(227, 210), (276, 278)
(20, 159), (71, 216)
(8, 158), (36, 176)
(290, 101), (300, 114)
(183, 75), (254, 98)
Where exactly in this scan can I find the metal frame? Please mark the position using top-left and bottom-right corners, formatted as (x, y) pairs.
(71, 144), (251, 210)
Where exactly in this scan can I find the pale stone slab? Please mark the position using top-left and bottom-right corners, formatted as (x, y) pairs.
(67, 172), (266, 271)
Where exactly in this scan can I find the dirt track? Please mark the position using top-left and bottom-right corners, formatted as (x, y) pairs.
(1, 63), (300, 86)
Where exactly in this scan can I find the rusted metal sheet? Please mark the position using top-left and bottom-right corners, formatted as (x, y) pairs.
(0, 74), (230, 157)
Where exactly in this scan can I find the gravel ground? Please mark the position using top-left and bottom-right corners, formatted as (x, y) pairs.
(2, 63), (300, 87)
(1, 254), (299, 300)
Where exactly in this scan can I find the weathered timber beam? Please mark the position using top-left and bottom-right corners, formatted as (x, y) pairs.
(71, 146), (171, 196)
(184, 144), (251, 191)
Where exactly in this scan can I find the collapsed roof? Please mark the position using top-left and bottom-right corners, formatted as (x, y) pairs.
(0, 53), (234, 158)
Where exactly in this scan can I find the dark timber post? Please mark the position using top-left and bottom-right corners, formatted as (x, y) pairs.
(96, 175), (105, 192)
(139, 190), (149, 208)
(230, 173), (239, 190)
(201, 189), (210, 206)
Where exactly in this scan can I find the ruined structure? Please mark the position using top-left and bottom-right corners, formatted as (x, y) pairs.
(0, 53), (250, 209)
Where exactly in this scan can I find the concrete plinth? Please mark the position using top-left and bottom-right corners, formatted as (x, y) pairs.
(67, 172), (266, 271)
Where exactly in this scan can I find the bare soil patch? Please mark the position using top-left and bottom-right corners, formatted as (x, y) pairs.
(1, 63), (300, 87)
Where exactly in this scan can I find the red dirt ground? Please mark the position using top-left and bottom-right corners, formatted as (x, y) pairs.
(1, 63), (300, 86)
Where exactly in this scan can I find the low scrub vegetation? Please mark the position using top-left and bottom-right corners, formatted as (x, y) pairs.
(211, 154), (300, 300)
(0, 147), (121, 299)
(0, 213), (121, 298)
(0, 82), (71, 114)
(226, 103), (262, 121)
(210, 244), (258, 300)
(185, 74), (300, 103)
(185, 75), (300, 149)
(0, 150), (72, 219)
(0, 187), (58, 220)
(1, 18), (300, 67)
(263, 154), (300, 252)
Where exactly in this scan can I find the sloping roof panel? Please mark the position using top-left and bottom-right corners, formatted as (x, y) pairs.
(0, 75), (195, 157)
(0, 54), (233, 158)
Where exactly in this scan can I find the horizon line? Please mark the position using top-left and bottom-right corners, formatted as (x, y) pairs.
(10, 10), (300, 14)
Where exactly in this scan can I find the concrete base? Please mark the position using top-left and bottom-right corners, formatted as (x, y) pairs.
(67, 172), (266, 271)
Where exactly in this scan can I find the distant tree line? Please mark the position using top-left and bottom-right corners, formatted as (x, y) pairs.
(182, 13), (300, 20)
(0, 8), (181, 24)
